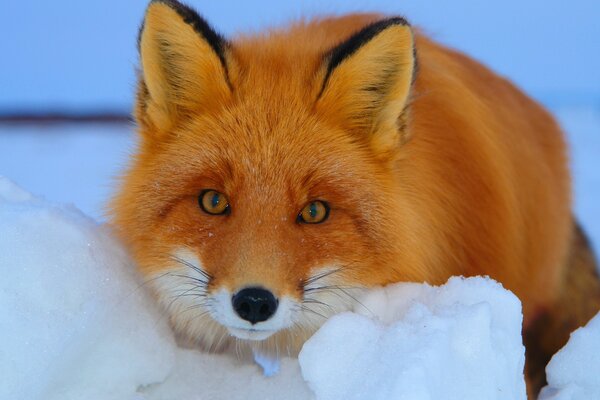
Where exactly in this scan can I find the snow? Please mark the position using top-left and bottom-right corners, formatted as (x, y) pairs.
(0, 177), (533, 399)
(539, 314), (600, 400)
(0, 177), (175, 400)
(0, 123), (134, 219)
(300, 277), (526, 400)
(2, 176), (600, 399)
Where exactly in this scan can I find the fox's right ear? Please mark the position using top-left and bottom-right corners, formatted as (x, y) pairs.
(315, 18), (415, 158)
(136, 0), (232, 137)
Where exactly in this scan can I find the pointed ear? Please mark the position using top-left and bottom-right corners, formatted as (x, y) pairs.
(316, 18), (416, 156)
(136, 0), (232, 136)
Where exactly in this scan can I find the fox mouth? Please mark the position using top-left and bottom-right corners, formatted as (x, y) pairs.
(157, 252), (357, 348)
(227, 326), (278, 341)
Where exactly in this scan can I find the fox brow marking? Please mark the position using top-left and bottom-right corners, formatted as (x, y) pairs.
(317, 17), (412, 98)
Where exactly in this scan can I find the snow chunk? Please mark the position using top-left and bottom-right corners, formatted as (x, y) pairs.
(2, 177), (537, 400)
(140, 349), (312, 400)
(299, 276), (527, 400)
(0, 177), (176, 400)
(539, 313), (600, 400)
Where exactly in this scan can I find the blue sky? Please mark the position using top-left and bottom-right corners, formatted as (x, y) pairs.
(1, 0), (599, 112)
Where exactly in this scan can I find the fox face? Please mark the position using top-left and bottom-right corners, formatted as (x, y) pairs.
(112, 1), (584, 395)
(112, 0), (427, 353)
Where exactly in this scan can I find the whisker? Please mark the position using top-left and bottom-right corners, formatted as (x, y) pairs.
(187, 308), (213, 321)
(213, 329), (230, 352)
(300, 304), (328, 320)
(302, 298), (335, 312)
(171, 273), (209, 286)
(170, 254), (213, 281)
(304, 284), (357, 293)
(302, 266), (344, 287)
(164, 283), (204, 312)
(118, 271), (171, 304)
(235, 338), (242, 360)
(170, 292), (207, 300)
(336, 286), (373, 317)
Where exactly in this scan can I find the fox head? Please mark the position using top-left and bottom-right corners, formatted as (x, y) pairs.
(111, 0), (424, 354)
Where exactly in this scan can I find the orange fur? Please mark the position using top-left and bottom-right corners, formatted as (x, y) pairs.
(110, 2), (597, 395)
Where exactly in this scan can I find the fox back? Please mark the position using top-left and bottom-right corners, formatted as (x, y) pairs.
(111, 1), (583, 389)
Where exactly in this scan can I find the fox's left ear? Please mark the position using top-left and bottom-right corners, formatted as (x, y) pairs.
(316, 18), (416, 156)
(136, 0), (232, 136)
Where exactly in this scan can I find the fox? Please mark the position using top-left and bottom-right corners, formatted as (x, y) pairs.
(110, 0), (600, 396)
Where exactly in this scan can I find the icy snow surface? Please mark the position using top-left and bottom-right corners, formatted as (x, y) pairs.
(300, 277), (527, 400)
(0, 177), (175, 400)
(1, 177), (599, 400)
(539, 314), (600, 400)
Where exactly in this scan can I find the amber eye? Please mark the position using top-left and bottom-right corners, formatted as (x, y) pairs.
(199, 190), (230, 215)
(298, 200), (330, 224)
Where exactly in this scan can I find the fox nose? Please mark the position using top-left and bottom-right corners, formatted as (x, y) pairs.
(232, 287), (278, 324)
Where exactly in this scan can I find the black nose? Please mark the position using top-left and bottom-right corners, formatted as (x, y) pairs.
(232, 287), (278, 324)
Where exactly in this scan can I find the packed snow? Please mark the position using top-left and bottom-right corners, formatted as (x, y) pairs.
(300, 278), (526, 400)
(0, 177), (175, 400)
(539, 314), (600, 400)
(1, 177), (598, 399)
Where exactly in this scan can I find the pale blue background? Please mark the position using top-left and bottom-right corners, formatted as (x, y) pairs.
(1, 0), (599, 112)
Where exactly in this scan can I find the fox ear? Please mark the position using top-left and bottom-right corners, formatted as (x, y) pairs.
(316, 18), (416, 156)
(136, 0), (232, 135)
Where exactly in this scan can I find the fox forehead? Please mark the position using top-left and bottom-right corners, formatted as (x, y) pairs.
(145, 100), (384, 207)
(227, 15), (385, 92)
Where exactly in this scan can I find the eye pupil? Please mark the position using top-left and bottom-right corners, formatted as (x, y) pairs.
(211, 193), (220, 208)
(309, 202), (317, 218)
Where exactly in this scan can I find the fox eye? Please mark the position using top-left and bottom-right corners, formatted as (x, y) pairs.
(199, 190), (230, 215)
(298, 200), (330, 224)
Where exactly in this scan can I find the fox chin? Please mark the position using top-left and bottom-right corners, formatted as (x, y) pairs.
(110, 0), (600, 395)
(148, 247), (359, 356)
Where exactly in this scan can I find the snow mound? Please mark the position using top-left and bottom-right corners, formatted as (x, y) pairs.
(539, 313), (600, 400)
(0, 177), (312, 400)
(299, 277), (527, 400)
(0, 176), (175, 400)
(10, 175), (600, 400)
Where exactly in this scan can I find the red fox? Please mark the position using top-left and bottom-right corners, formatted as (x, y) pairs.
(111, 0), (600, 395)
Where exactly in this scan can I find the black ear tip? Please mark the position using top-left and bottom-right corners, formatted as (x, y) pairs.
(148, 0), (199, 17)
(368, 16), (417, 83)
(148, 0), (185, 10)
(322, 15), (412, 82)
(137, 0), (197, 49)
(354, 16), (412, 43)
(381, 16), (411, 28)
(136, 0), (228, 64)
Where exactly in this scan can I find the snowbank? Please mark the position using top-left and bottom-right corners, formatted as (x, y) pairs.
(300, 277), (526, 400)
(0, 177), (175, 400)
(539, 313), (600, 400)
(1, 176), (594, 400)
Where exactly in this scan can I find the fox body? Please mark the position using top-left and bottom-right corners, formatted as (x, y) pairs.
(111, 0), (600, 394)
